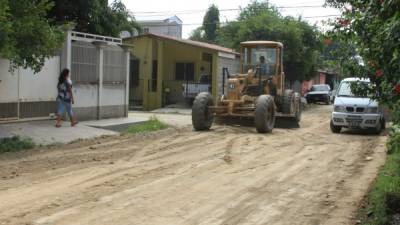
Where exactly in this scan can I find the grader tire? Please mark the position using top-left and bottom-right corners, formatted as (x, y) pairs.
(255, 95), (276, 133)
(282, 90), (295, 114)
(192, 92), (214, 131)
(293, 92), (302, 123)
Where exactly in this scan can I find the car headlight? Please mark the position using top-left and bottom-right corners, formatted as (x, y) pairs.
(366, 107), (378, 114)
(334, 105), (346, 112)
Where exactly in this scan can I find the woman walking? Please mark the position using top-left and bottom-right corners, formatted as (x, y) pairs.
(56, 68), (78, 128)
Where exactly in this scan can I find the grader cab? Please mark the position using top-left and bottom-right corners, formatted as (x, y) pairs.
(192, 41), (301, 133)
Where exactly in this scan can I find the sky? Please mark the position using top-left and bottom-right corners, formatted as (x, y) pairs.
(122, 0), (341, 38)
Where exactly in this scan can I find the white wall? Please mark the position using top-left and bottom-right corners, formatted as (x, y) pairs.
(141, 22), (182, 39)
(0, 59), (18, 103)
(102, 85), (125, 106)
(73, 84), (99, 108)
(0, 56), (60, 103)
(19, 57), (60, 102)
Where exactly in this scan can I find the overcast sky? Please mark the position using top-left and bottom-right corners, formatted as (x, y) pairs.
(122, 0), (340, 38)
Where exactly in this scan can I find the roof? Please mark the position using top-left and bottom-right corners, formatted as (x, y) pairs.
(135, 15), (183, 24)
(125, 33), (239, 55)
(241, 41), (283, 48)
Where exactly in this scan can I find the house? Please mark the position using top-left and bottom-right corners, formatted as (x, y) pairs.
(124, 33), (240, 110)
(301, 70), (341, 95)
(136, 15), (183, 39)
(0, 31), (130, 121)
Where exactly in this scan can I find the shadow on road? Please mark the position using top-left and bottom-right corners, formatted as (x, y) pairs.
(215, 116), (300, 129)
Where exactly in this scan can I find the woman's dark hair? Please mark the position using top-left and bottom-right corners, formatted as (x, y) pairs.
(58, 68), (70, 85)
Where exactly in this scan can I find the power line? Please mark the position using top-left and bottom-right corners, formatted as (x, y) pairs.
(133, 5), (326, 16)
(140, 15), (340, 27)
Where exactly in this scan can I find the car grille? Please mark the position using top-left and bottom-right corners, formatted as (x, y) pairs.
(346, 107), (365, 113)
(346, 107), (354, 112)
(310, 94), (325, 98)
(346, 115), (363, 123)
(356, 107), (365, 113)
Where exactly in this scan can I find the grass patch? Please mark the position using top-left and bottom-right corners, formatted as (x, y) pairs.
(0, 136), (35, 154)
(124, 117), (168, 134)
(357, 130), (400, 224)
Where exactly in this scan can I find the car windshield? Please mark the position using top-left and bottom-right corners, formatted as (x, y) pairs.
(337, 81), (370, 97)
(311, 85), (330, 91)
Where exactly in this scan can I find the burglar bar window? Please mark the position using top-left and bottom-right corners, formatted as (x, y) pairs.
(175, 62), (194, 81)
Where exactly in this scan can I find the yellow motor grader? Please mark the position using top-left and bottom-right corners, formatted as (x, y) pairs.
(192, 41), (301, 133)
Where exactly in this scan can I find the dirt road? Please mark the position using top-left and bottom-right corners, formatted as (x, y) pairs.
(0, 105), (387, 225)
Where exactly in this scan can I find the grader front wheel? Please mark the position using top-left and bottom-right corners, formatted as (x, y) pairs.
(282, 90), (295, 114)
(255, 95), (276, 133)
(192, 92), (214, 131)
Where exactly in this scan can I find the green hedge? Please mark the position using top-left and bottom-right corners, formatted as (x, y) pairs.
(0, 136), (35, 153)
(358, 130), (400, 224)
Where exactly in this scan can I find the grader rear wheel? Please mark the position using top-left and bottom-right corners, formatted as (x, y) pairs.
(255, 95), (276, 133)
(192, 92), (214, 131)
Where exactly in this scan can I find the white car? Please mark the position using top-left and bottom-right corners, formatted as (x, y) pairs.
(330, 78), (385, 134)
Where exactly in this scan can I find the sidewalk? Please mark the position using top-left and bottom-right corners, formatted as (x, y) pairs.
(0, 120), (118, 145)
(0, 117), (148, 145)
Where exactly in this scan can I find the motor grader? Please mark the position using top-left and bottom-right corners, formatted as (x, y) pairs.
(192, 41), (301, 133)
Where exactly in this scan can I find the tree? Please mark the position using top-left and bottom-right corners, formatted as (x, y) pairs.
(216, 1), (322, 82)
(203, 4), (220, 43)
(0, 0), (66, 73)
(326, 0), (400, 124)
(189, 27), (205, 42)
(47, 0), (139, 37)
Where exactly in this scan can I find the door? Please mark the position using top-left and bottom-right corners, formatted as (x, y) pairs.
(129, 59), (142, 106)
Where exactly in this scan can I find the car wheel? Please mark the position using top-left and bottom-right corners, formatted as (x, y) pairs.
(326, 96), (331, 105)
(371, 118), (384, 135)
(330, 120), (342, 133)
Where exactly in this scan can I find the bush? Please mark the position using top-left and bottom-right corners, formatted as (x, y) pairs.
(0, 136), (35, 153)
(124, 117), (168, 134)
(388, 129), (400, 155)
(358, 130), (400, 224)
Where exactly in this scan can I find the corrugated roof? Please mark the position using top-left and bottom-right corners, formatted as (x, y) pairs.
(125, 33), (239, 55)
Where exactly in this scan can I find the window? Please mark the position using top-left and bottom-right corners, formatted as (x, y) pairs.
(143, 28), (149, 33)
(175, 63), (194, 81)
(129, 59), (139, 87)
(202, 53), (212, 62)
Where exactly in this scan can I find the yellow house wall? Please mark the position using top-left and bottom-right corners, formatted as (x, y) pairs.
(125, 37), (158, 110)
(125, 37), (220, 110)
(161, 40), (218, 103)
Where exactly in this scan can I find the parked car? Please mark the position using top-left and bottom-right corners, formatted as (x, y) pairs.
(182, 83), (211, 102)
(330, 78), (385, 134)
(305, 84), (333, 104)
